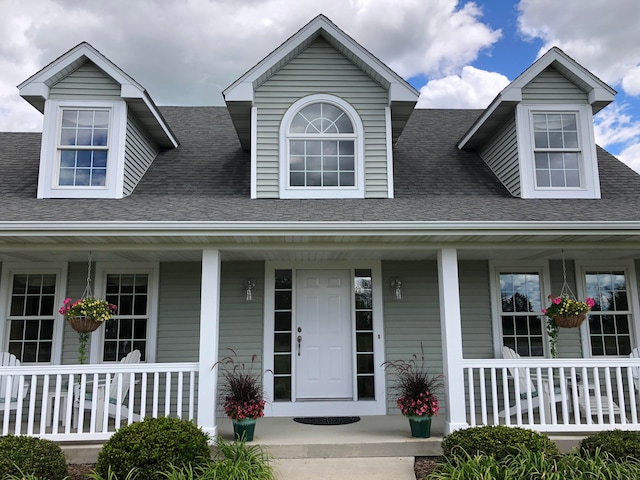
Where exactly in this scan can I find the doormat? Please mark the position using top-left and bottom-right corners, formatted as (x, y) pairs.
(293, 416), (360, 426)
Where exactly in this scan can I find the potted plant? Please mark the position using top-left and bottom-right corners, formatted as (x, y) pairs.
(215, 349), (267, 441)
(383, 345), (443, 438)
(543, 294), (595, 358)
(59, 297), (117, 364)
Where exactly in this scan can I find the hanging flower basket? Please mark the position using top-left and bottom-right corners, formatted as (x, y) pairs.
(67, 316), (103, 333)
(553, 312), (587, 328)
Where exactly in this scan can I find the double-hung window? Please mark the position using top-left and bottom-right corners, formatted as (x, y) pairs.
(91, 264), (158, 363)
(584, 270), (633, 356)
(533, 112), (580, 188)
(58, 109), (110, 187)
(494, 270), (546, 357)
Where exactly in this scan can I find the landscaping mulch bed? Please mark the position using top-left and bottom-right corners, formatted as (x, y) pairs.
(414, 457), (441, 479)
(68, 464), (94, 480)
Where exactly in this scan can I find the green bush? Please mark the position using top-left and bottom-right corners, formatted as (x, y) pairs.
(0, 435), (69, 480)
(579, 429), (640, 461)
(441, 425), (559, 463)
(96, 417), (211, 480)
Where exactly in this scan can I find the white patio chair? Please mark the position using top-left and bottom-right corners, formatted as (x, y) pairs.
(0, 352), (29, 412)
(630, 347), (640, 391)
(74, 349), (142, 427)
(499, 346), (564, 417)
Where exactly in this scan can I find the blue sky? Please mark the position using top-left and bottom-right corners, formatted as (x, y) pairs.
(1, 0), (639, 171)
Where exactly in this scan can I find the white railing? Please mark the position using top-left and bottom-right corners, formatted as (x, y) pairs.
(463, 358), (640, 432)
(0, 362), (199, 441)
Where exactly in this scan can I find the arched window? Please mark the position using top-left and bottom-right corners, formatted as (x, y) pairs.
(280, 95), (364, 198)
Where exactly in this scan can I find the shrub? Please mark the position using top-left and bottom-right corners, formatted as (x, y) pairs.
(579, 429), (640, 461)
(0, 435), (69, 480)
(441, 425), (558, 463)
(209, 435), (273, 479)
(96, 417), (211, 480)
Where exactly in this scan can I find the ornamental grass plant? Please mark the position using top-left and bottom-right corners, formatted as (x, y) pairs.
(215, 349), (268, 420)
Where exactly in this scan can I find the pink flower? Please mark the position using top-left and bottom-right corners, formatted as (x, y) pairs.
(553, 297), (562, 305)
(541, 309), (547, 314)
(586, 297), (595, 308)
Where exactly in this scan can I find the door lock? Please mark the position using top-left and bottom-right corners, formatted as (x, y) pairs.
(297, 335), (302, 356)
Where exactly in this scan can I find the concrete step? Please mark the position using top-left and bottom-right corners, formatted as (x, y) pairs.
(275, 457), (416, 480)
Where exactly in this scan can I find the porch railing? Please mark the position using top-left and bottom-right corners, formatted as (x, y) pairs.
(463, 358), (640, 432)
(0, 362), (199, 441)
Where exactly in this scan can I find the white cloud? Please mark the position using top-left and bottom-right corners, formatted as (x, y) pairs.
(616, 143), (640, 174)
(416, 66), (510, 109)
(0, 0), (501, 131)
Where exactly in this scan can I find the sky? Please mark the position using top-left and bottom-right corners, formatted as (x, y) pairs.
(1, 0), (640, 171)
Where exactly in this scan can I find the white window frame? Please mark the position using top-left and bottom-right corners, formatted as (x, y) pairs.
(575, 260), (640, 357)
(490, 262), (552, 358)
(279, 94), (365, 199)
(0, 263), (68, 364)
(516, 104), (600, 199)
(89, 262), (159, 363)
(37, 99), (127, 199)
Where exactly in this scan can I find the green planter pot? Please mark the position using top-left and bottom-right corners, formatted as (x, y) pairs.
(407, 415), (432, 438)
(232, 418), (257, 441)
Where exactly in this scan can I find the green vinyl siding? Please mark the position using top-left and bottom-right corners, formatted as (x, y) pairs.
(61, 262), (94, 364)
(254, 37), (389, 198)
(478, 115), (521, 197)
(49, 62), (121, 100)
(522, 68), (589, 104)
(460, 261), (494, 359)
(548, 259), (583, 358)
(123, 114), (159, 196)
(382, 261), (442, 413)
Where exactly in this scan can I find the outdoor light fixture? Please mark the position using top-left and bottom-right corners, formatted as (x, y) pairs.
(390, 278), (402, 300)
(245, 279), (256, 302)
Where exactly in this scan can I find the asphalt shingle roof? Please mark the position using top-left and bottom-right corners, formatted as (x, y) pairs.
(1, 106), (639, 223)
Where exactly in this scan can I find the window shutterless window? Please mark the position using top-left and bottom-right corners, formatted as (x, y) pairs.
(532, 112), (580, 188)
(7, 274), (56, 362)
(498, 272), (546, 357)
(58, 108), (110, 187)
(585, 270), (633, 356)
(103, 273), (149, 361)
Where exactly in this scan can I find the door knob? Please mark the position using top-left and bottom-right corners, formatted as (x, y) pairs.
(297, 335), (302, 356)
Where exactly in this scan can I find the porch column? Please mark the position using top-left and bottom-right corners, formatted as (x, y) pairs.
(437, 248), (468, 434)
(197, 249), (221, 438)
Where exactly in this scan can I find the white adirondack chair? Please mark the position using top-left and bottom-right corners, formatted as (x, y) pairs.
(74, 349), (142, 427)
(0, 352), (29, 411)
(631, 347), (640, 391)
(499, 346), (564, 417)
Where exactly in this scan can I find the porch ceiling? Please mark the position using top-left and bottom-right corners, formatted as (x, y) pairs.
(0, 226), (638, 263)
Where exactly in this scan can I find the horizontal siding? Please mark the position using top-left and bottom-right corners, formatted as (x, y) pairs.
(49, 63), (121, 99)
(61, 262), (95, 364)
(255, 38), (389, 198)
(522, 68), (588, 104)
(123, 114), (159, 196)
(479, 115), (521, 197)
(382, 261), (442, 413)
(459, 261), (494, 359)
(156, 263), (201, 363)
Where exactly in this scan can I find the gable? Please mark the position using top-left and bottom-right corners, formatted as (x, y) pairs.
(522, 67), (589, 104)
(49, 62), (121, 100)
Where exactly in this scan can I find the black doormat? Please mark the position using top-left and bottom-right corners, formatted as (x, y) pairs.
(293, 416), (360, 426)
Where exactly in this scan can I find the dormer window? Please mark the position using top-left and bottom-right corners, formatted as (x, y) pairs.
(279, 94), (364, 199)
(516, 104), (600, 199)
(58, 109), (109, 187)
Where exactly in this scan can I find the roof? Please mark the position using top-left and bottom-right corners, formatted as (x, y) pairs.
(458, 47), (617, 150)
(0, 106), (640, 225)
(223, 14), (418, 150)
(17, 42), (178, 149)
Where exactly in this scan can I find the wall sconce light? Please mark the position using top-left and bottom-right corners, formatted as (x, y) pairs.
(244, 280), (256, 302)
(390, 278), (402, 300)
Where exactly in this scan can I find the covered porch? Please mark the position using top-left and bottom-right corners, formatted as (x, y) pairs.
(1, 223), (640, 442)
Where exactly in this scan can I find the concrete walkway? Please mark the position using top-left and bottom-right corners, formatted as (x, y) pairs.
(275, 457), (416, 480)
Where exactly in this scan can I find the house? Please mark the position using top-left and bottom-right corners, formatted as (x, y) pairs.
(2, 14), (640, 442)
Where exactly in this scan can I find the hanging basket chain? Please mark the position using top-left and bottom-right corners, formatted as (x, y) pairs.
(81, 251), (93, 300)
(559, 250), (576, 300)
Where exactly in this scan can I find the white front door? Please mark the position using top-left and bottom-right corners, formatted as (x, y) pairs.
(295, 269), (353, 400)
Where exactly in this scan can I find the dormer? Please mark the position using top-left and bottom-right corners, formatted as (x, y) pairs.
(18, 43), (178, 199)
(458, 47), (616, 199)
(223, 15), (418, 199)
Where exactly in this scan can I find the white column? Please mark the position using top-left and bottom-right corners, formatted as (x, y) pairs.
(438, 248), (468, 433)
(197, 249), (221, 438)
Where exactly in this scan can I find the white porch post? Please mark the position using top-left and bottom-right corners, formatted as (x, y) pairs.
(437, 248), (468, 434)
(197, 249), (221, 438)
